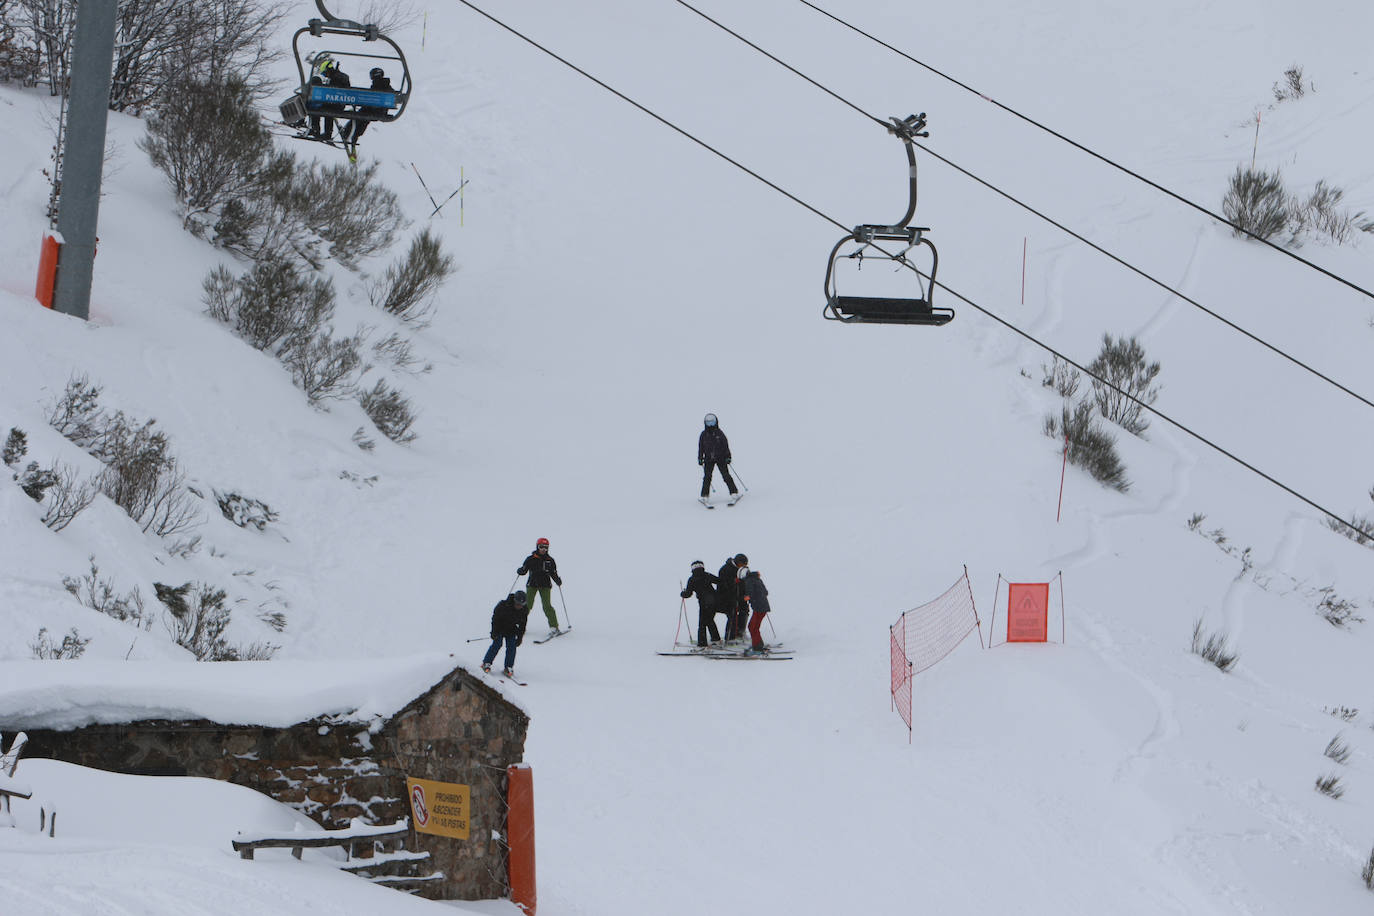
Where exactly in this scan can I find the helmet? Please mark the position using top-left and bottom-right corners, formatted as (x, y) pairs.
(704, 413), (718, 428)
(513, 591), (527, 605)
(370, 67), (385, 80)
(536, 537), (549, 548)
(734, 553), (748, 566)
(690, 560), (704, 570)
(737, 567), (748, 580)
(318, 56), (335, 72)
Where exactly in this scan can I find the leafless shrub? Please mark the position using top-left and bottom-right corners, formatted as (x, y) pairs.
(203, 258), (336, 353)
(1315, 586), (1363, 628)
(1040, 357), (1081, 399)
(1362, 846), (1374, 889)
(14, 461), (57, 501)
(1324, 735), (1352, 765)
(352, 427), (376, 452)
(1272, 65), (1307, 103)
(367, 228), (454, 327)
(62, 556), (150, 628)
(359, 379), (418, 444)
(1190, 619), (1238, 672)
(1044, 399), (1129, 491)
(1088, 334), (1160, 436)
(1314, 773), (1344, 799)
(1223, 167), (1290, 241)
(29, 627), (89, 659)
(284, 328), (367, 405)
(371, 331), (428, 374)
(41, 462), (99, 531)
(1324, 705), (1359, 722)
(46, 374), (106, 448)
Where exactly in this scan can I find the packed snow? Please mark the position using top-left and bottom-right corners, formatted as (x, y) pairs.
(3, 0), (1374, 913)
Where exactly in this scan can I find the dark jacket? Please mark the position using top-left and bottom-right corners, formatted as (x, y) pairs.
(490, 594), (530, 640)
(518, 550), (561, 588)
(716, 559), (741, 610)
(743, 571), (770, 614)
(309, 66), (350, 113)
(698, 426), (731, 464)
(680, 568), (720, 610)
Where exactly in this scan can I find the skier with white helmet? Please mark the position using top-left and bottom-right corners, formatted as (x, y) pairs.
(697, 413), (739, 506)
(517, 537), (564, 637)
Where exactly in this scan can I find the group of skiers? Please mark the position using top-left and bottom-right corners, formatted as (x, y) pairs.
(480, 412), (773, 679)
(681, 553), (773, 655)
(481, 537), (565, 678)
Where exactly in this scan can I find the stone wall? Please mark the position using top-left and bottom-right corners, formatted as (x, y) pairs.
(13, 666), (528, 902)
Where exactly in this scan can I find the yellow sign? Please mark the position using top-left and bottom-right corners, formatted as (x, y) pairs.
(406, 777), (471, 839)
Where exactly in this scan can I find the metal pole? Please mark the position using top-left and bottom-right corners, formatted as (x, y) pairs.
(52, 0), (118, 321)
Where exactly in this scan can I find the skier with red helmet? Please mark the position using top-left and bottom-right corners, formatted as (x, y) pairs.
(517, 537), (564, 637)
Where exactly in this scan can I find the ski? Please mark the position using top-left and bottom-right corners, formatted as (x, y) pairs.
(708, 652), (792, 661)
(726, 492), (744, 506)
(533, 628), (570, 645)
(499, 671), (528, 686)
(657, 651), (708, 657)
(698, 497), (715, 510)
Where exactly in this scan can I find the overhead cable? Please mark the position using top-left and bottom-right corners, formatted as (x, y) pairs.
(797, 0), (1374, 305)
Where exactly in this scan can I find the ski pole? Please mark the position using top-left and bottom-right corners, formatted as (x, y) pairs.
(465, 635), (492, 643)
(557, 584), (572, 629)
(675, 584), (689, 645)
(410, 162), (442, 215)
(729, 462), (749, 492)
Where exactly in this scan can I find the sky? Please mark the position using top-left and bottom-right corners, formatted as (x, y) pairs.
(3, 0), (1374, 913)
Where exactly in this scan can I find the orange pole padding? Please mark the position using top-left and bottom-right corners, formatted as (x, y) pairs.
(507, 763), (537, 916)
(35, 233), (61, 309)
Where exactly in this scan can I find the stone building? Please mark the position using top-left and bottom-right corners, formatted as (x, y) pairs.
(0, 655), (529, 902)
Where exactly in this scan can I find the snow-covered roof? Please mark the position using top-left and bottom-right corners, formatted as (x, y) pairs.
(0, 655), (484, 731)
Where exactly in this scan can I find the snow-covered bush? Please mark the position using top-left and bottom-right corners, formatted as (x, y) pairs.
(203, 257), (335, 353)
(1324, 735), (1351, 765)
(138, 74), (272, 235)
(1272, 65), (1307, 102)
(63, 557), (150, 628)
(45, 375), (106, 449)
(1223, 167), (1289, 241)
(1190, 619), (1238, 672)
(214, 490), (278, 532)
(359, 379), (418, 444)
(283, 328), (367, 405)
(1088, 334), (1160, 437)
(94, 413), (200, 539)
(1314, 773), (1344, 799)
(3, 427), (25, 467)
(40, 462), (99, 531)
(1040, 357), (1081, 399)
(1362, 846), (1374, 890)
(29, 627), (90, 660)
(367, 228), (454, 327)
(1044, 399), (1129, 492)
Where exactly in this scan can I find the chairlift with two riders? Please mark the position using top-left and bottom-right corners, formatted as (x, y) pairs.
(278, 0), (412, 146)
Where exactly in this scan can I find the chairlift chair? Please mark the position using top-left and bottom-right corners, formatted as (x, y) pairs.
(823, 114), (953, 327)
(278, 0), (412, 134)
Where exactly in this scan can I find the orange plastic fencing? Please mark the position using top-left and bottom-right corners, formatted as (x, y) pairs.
(1006, 582), (1049, 643)
(507, 764), (536, 915)
(890, 568), (981, 739)
(35, 234), (60, 309)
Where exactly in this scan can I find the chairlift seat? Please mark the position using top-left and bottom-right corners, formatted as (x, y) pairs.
(830, 295), (954, 326)
(306, 85), (399, 111)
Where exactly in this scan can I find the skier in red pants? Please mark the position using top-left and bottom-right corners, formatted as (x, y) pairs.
(741, 568), (771, 655)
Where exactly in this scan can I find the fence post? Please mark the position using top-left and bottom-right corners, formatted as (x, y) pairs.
(507, 764), (536, 915)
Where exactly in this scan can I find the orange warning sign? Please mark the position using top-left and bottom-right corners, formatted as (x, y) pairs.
(406, 776), (470, 839)
(1006, 583), (1049, 643)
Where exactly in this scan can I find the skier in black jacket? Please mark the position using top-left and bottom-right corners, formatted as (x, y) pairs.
(306, 56), (350, 142)
(717, 553), (748, 640)
(697, 413), (739, 504)
(481, 591), (529, 676)
(680, 560), (722, 647)
(742, 569), (772, 655)
(517, 537), (564, 637)
(341, 66), (395, 161)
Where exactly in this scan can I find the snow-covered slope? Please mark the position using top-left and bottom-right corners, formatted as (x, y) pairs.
(3, 0), (1374, 913)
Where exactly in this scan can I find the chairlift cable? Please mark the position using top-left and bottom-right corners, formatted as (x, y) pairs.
(678, 0), (1374, 413)
(450, 0), (1374, 543)
(796, 0), (1374, 306)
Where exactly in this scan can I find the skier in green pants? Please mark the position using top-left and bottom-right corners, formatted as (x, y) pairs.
(517, 537), (563, 637)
